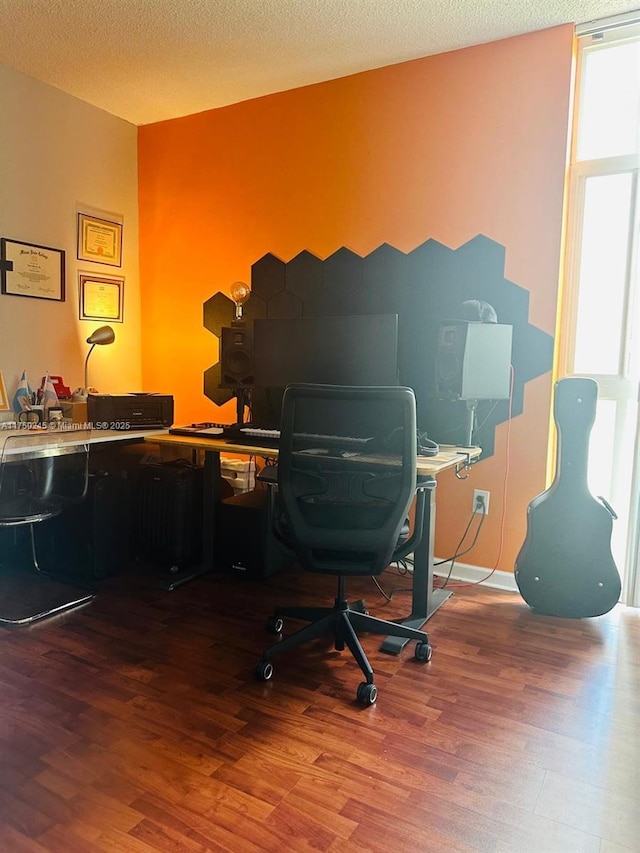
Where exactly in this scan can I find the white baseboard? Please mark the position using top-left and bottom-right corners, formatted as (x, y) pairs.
(432, 558), (519, 593)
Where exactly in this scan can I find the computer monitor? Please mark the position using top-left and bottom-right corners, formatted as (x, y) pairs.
(251, 313), (399, 427)
(253, 314), (398, 387)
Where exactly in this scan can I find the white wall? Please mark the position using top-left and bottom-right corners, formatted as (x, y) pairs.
(0, 65), (141, 408)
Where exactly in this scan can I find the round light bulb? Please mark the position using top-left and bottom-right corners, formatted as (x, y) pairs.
(230, 281), (250, 306)
(230, 281), (250, 322)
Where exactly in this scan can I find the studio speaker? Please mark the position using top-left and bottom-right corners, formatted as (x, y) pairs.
(220, 326), (254, 387)
(435, 321), (513, 400)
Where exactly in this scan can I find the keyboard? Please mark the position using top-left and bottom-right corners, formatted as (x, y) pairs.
(169, 423), (376, 453)
(216, 427), (280, 449)
(230, 428), (376, 454)
(239, 427), (280, 441)
(169, 422), (225, 437)
(168, 422), (279, 446)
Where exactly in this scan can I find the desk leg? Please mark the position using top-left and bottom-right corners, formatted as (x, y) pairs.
(161, 449), (221, 591)
(380, 482), (451, 654)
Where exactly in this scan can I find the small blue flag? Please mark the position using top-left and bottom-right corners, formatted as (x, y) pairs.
(12, 369), (33, 413)
(42, 372), (59, 411)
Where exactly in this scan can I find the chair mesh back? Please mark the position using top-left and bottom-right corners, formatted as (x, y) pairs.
(277, 385), (417, 577)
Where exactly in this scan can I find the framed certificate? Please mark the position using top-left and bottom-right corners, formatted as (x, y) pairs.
(79, 272), (124, 322)
(1, 238), (65, 301)
(0, 371), (9, 411)
(77, 213), (123, 267)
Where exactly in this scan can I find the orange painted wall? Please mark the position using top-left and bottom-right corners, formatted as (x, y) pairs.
(138, 24), (575, 573)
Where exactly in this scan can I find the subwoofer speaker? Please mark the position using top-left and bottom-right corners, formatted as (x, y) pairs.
(220, 326), (254, 387)
(435, 321), (513, 400)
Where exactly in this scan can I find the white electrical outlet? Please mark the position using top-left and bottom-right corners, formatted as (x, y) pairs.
(473, 489), (490, 515)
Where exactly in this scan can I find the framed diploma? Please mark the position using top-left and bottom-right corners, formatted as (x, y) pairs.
(0, 238), (65, 301)
(0, 371), (9, 411)
(77, 213), (123, 267)
(79, 272), (124, 322)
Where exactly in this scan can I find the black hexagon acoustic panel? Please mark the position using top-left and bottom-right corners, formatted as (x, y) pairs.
(203, 235), (553, 458)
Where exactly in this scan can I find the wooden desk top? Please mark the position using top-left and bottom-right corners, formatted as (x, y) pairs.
(146, 432), (481, 477)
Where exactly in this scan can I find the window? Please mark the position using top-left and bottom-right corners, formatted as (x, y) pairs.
(561, 14), (640, 605)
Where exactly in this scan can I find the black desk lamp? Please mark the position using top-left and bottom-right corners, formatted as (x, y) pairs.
(74, 325), (115, 400)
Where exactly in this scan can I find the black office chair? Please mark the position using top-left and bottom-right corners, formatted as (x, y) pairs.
(0, 428), (96, 625)
(254, 384), (432, 705)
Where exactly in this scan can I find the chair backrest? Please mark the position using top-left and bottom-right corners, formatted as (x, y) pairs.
(277, 384), (417, 577)
(0, 428), (91, 513)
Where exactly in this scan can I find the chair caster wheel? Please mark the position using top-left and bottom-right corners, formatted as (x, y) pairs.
(357, 682), (378, 705)
(415, 641), (432, 662)
(266, 616), (284, 634)
(254, 660), (274, 681)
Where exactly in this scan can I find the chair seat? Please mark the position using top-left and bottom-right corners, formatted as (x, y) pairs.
(274, 509), (411, 552)
(0, 496), (63, 526)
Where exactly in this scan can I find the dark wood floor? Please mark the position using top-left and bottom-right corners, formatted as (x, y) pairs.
(0, 561), (638, 852)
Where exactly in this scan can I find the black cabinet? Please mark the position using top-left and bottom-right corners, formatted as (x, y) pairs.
(217, 488), (292, 580)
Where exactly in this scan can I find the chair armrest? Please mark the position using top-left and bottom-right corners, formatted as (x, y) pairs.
(257, 465), (294, 551)
(392, 476), (435, 561)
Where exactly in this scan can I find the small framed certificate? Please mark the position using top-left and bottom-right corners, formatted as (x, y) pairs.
(0, 371), (9, 411)
(77, 213), (123, 267)
(79, 272), (124, 322)
(1, 238), (65, 301)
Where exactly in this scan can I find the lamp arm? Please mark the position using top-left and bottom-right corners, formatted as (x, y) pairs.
(84, 343), (96, 391)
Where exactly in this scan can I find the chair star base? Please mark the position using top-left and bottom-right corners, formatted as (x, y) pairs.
(255, 579), (432, 705)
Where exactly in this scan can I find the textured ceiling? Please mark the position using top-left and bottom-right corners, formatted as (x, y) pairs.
(0, 0), (637, 125)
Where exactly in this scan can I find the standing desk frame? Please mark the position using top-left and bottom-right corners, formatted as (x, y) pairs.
(145, 434), (480, 648)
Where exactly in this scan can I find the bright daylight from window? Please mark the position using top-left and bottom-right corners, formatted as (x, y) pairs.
(565, 22), (640, 602)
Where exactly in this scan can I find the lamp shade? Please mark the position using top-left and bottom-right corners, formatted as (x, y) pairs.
(81, 325), (116, 395)
(86, 325), (115, 346)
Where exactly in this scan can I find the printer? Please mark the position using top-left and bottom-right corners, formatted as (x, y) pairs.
(87, 393), (174, 429)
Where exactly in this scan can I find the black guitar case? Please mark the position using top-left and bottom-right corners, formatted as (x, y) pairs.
(515, 377), (621, 617)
